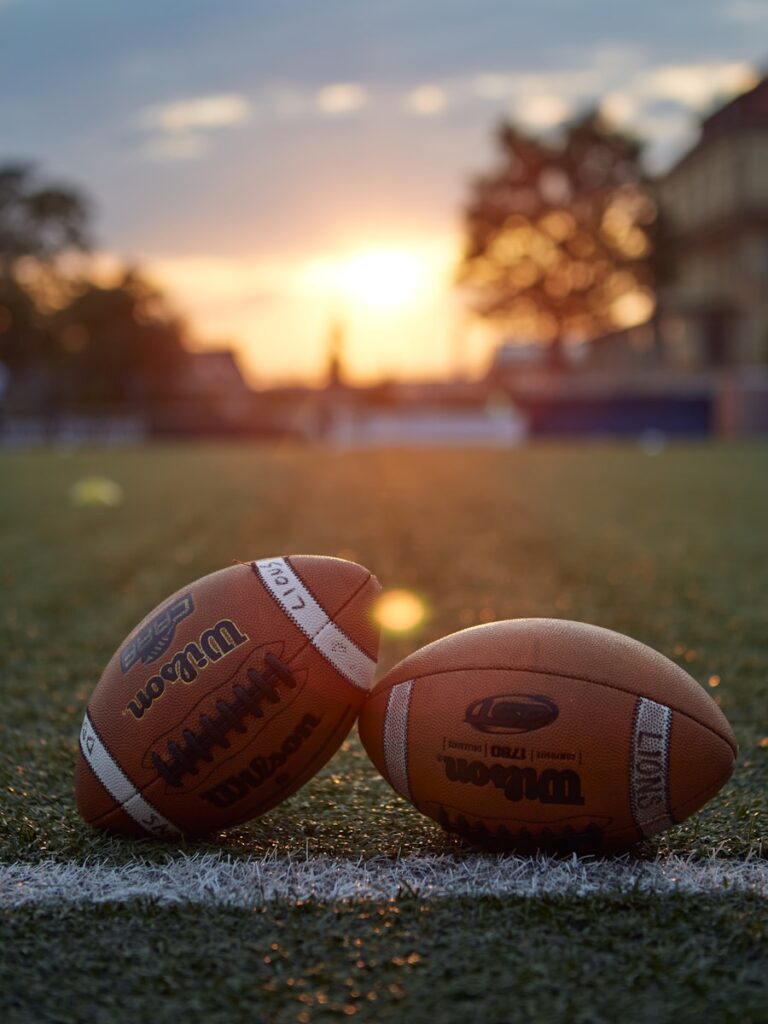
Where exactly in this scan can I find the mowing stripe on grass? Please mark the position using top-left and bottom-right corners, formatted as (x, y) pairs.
(2, 853), (766, 907)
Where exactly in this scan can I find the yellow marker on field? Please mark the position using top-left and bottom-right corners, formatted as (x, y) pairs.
(69, 477), (124, 508)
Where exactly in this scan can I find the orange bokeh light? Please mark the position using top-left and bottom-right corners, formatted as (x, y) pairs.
(373, 589), (427, 633)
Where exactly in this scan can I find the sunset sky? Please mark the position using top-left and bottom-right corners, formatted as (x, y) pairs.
(1, 0), (765, 384)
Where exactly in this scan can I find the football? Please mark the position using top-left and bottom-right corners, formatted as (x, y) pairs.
(358, 619), (737, 852)
(76, 555), (381, 837)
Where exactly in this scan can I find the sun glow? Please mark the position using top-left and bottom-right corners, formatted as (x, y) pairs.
(339, 249), (427, 309)
(302, 247), (436, 312)
(152, 237), (464, 384)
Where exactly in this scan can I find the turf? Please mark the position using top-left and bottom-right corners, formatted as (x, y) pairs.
(1, 443), (766, 862)
(1, 442), (767, 1021)
(3, 893), (767, 1024)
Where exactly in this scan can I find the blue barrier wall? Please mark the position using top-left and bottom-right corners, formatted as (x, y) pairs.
(518, 395), (713, 437)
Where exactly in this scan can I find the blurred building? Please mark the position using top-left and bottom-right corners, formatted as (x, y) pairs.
(180, 349), (251, 406)
(146, 348), (258, 437)
(656, 74), (768, 368)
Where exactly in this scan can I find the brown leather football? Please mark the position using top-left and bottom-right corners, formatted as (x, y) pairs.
(358, 619), (737, 852)
(76, 556), (381, 837)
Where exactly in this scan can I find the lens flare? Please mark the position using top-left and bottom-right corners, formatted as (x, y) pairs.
(373, 589), (427, 633)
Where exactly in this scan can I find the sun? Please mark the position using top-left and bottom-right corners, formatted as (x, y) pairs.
(296, 242), (446, 318)
(335, 248), (430, 310)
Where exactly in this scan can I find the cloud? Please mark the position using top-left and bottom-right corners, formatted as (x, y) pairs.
(470, 69), (603, 104)
(315, 83), (368, 115)
(514, 94), (573, 130)
(129, 59), (760, 168)
(633, 62), (758, 109)
(466, 60), (757, 125)
(405, 85), (448, 116)
(139, 93), (250, 133)
(599, 91), (641, 125)
(460, 59), (759, 167)
(135, 92), (250, 162)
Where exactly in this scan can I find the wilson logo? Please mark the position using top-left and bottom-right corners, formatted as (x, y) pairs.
(200, 713), (322, 808)
(120, 593), (194, 673)
(125, 619), (249, 720)
(438, 755), (585, 806)
(464, 694), (558, 734)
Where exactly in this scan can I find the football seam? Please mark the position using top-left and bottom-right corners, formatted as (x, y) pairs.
(436, 808), (604, 852)
(368, 663), (737, 756)
(668, 764), (736, 821)
(598, 758), (735, 838)
(434, 778), (730, 842)
(83, 569), (376, 829)
(380, 681), (415, 802)
(78, 712), (179, 833)
(261, 557), (379, 664)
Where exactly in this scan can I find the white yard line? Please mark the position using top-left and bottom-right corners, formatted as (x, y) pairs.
(1, 852), (766, 907)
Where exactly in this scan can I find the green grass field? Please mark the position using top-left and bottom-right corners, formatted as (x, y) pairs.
(1, 443), (767, 1023)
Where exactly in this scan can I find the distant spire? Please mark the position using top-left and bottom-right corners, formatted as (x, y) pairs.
(326, 316), (346, 389)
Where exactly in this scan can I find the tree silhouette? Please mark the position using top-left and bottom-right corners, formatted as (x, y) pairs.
(458, 111), (661, 364)
(0, 273), (52, 374)
(0, 162), (91, 276)
(0, 162), (193, 412)
(0, 162), (92, 385)
(53, 271), (189, 406)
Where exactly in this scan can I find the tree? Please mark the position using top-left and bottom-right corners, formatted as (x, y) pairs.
(457, 111), (662, 364)
(0, 162), (91, 277)
(0, 162), (192, 414)
(0, 161), (92, 390)
(0, 274), (50, 373)
(53, 271), (189, 406)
